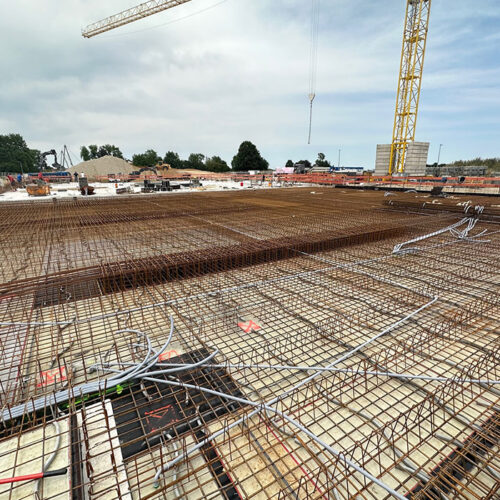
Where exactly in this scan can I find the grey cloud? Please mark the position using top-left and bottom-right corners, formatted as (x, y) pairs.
(0, 0), (498, 167)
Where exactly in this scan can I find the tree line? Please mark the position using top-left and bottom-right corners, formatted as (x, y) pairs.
(80, 144), (124, 161)
(0, 134), (271, 174)
(79, 141), (268, 173)
(130, 141), (269, 173)
(0, 134), (40, 173)
(4, 132), (498, 175)
(131, 150), (232, 173)
(0, 134), (331, 174)
(284, 153), (332, 170)
(449, 157), (500, 172)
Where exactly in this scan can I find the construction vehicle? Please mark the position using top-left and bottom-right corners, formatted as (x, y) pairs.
(156, 162), (171, 175)
(38, 150), (63, 172)
(26, 184), (51, 196)
(25, 149), (63, 196)
(131, 162), (171, 177)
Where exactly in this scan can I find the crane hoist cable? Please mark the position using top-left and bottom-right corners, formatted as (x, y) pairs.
(307, 0), (320, 144)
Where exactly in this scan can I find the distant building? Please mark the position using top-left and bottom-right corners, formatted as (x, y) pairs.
(309, 165), (330, 173)
(425, 165), (487, 177)
(375, 142), (429, 176)
(291, 164), (365, 175)
(274, 167), (295, 174)
(246, 169), (274, 175)
(331, 166), (364, 175)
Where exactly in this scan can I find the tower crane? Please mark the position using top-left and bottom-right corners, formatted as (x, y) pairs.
(389, 0), (431, 175)
(82, 0), (193, 38)
(82, 1), (432, 176)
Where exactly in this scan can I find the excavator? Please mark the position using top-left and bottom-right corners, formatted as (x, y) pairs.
(131, 162), (171, 177)
(38, 150), (63, 172)
(156, 162), (171, 175)
(27, 150), (64, 196)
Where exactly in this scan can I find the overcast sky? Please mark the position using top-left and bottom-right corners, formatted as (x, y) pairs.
(1, 0), (499, 168)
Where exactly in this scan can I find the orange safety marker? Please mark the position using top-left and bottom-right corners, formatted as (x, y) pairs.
(237, 320), (261, 333)
(37, 366), (67, 388)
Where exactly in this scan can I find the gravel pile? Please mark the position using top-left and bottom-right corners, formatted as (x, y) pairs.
(68, 156), (135, 179)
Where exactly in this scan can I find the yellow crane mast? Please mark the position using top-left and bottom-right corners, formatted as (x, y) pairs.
(82, 0), (193, 38)
(389, 0), (431, 175)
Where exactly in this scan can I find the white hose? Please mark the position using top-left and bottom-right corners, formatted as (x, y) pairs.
(34, 419), (61, 498)
(148, 297), (437, 498)
(1, 317), (174, 423)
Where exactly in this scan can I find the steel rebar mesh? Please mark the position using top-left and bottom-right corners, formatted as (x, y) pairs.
(0, 188), (498, 499)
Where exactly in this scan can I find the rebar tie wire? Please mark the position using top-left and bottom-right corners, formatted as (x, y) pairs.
(392, 206), (488, 254)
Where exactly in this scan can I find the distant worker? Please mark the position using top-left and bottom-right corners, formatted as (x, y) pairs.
(6, 174), (16, 190)
(73, 171), (79, 182)
(36, 171), (47, 186)
(17, 173), (22, 185)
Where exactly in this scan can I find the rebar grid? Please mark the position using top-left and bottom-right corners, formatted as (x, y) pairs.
(0, 189), (498, 500)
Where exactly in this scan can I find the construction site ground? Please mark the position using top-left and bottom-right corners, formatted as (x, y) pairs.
(0, 188), (498, 500)
(0, 179), (284, 202)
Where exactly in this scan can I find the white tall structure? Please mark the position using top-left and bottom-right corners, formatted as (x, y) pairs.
(375, 142), (429, 176)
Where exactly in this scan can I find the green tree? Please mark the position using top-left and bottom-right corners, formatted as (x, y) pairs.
(132, 149), (161, 167)
(231, 141), (269, 172)
(185, 153), (206, 171)
(163, 151), (184, 170)
(0, 133), (40, 173)
(448, 157), (500, 172)
(316, 152), (330, 168)
(285, 159), (294, 169)
(98, 144), (123, 158)
(80, 144), (123, 160)
(80, 146), (91, 162)
(297, 160), (311, 169)
(205, 156), (230, 173)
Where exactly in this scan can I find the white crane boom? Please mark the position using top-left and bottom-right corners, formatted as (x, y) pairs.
(82, 0), (193, 38)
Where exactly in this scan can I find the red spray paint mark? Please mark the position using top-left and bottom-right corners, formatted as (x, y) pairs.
(145, 404), (179, 432)
(158, 349), (178, 361)
(37, 367), (67, 388)
(237, 320), (261, 333)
